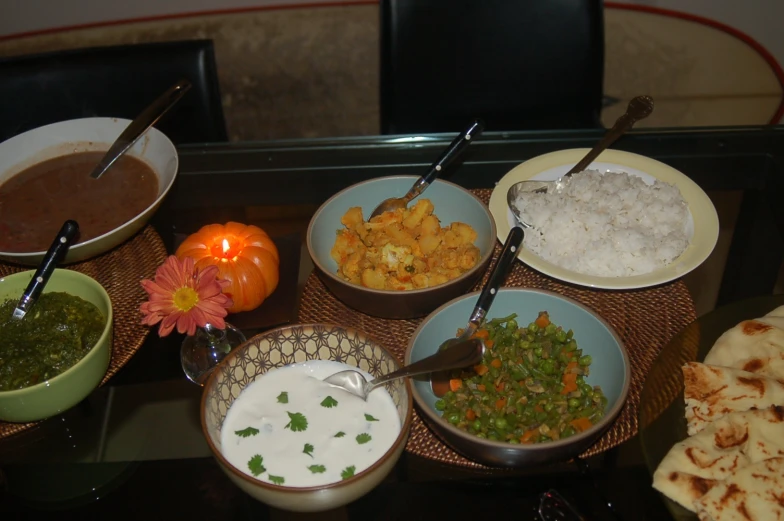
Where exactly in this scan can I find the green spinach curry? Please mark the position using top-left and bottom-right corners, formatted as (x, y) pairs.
(0, 292), (105, 391)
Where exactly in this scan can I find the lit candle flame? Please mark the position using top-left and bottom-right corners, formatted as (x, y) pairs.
(222, 238), (230, 255)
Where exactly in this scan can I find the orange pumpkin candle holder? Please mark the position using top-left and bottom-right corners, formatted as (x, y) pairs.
(175, 222), (280, 314)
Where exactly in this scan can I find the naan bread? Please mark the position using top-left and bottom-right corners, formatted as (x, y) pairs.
(704, 305), (784, 379)
(683, 362), (784, 435)
(652, 406), (784, 512)
(694, 457), (784, 521)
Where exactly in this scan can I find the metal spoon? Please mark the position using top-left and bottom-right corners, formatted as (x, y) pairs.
(89, 79), (192, 180)
(323, 337), (484, 400)
(430, 225), (525, 397)
(368, 119), (484, 219)
(506, 95), (654, 220)
(12, 220), (79, 320)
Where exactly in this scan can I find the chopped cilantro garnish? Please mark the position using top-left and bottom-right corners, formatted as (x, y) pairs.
(277, 391), (289, 404)
(356, 433), (372, 445)
(235, 426), (260, 438)
(364, 413), (379, 422)
(248, 455), (265, 476)
(285, 412), (308, 432)
(268, 475), (285, 485)
(303, 443), (314, 457)
(308, 464), (326, 474)
(321, 396), (338, 408)
(341, 466), (356, 480)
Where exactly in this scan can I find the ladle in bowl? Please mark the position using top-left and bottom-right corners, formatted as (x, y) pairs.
(89, 79), (192, 180)
(506, 94), (654, 227)
(11, 220), (79, 320)
(368, 119), (484, 219)
(323, 337), (484, 401)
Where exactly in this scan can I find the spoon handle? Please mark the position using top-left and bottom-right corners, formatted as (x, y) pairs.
(367, 338), (484, 392)
(466, 225), (525, 329)
(13, 220), (79, 319)
(90, 79), (192, 180)
(564, 95), (654, 178)
(405, 119), (484, 202)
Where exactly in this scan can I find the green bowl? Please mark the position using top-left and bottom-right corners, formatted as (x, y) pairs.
(0, 269), (113, 422)
(406, 288), (630, 467)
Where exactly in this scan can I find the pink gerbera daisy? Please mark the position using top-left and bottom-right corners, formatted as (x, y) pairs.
(140, 255), (233, 337)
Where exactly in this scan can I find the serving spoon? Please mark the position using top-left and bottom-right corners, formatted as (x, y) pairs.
(12, 220), (80, 320)
(430, 225), (525, 397)
(89, 79), (192, 180)
(506, 95), (654, 223)
(323, 337), (484, 401)
(368, 119), (484, 219)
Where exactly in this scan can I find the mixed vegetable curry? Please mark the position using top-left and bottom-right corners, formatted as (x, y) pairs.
(437, 312), (607, 444)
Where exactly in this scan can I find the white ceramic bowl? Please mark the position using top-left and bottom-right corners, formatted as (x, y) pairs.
(201, 324), (413, 512)
(0, 117), (178, 265)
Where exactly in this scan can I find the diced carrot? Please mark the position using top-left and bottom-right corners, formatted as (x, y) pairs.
(494, 398), (507, 410)
(561, 372), (578, 395)
(449, 379), (463, 392)
(472, 329), (490, 339)
(465, 408), (476, 421)
(570, 417), (593, 432)
(566, 361), (579, 372)
(535, 312), (550, 329)
(484, 339), (494, 349)
(520, 429), (538, 443)
(474, 364), (489, 376)
(495, 382), (505, 392)
(476, 384), (486, 392)
(490, 358), (502, 369)
(534, 405), (544, 413)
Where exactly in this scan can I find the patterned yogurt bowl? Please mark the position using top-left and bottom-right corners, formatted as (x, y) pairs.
(200, 323), (413, 512)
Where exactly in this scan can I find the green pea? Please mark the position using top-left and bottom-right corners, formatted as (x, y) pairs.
(506, 319), (518, 331)
(533, 347), (543, 357)
(434, 399), (446, 411)
(495, 417), (508, 430)
(447, 412), (460, 424)
(562, 426), (576, 438)
(539, 359), (555, 375)
(476, 432), (487, 439)
(528, 322), (539, 333)
(544, 402), (555, 413)
(555, 329), (567, 342)
(579, 355), (592, 366)
(567, 398), (580, 410)
(520, 340), (531, 349)
(566, 329), (574, 340)
(544, 323), (556, 335)
(508, 438), (519, 444)
(471, 419), (482, 431)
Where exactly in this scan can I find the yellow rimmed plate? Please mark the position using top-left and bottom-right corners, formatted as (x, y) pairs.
(488, 149), (719, 290)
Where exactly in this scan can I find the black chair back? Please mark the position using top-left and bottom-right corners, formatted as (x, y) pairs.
(380, 0), (605, 134)
(0, 40), (227, 144)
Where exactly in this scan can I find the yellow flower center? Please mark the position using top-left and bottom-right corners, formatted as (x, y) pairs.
(172, 287), (199, 312)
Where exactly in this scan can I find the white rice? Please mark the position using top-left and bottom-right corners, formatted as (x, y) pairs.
(514, 170), (690, 277)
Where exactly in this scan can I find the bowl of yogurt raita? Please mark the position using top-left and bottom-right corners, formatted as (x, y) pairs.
(201, 323), (413, 513)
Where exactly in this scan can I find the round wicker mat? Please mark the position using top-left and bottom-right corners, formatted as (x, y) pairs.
(0, 226), (168, 440)
(297, 188), (698, 469)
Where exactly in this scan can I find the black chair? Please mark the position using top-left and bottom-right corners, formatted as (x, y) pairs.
(0, 40), (228, 144)
(380, 0), (605, 134)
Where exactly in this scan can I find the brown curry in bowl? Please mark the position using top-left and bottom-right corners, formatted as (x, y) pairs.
(0, 151), (159, 253)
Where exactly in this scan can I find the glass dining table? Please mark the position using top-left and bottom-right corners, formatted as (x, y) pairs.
(1, 124), (783, 521)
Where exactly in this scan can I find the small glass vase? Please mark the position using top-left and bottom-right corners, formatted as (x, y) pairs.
(180, 322), (246, 385)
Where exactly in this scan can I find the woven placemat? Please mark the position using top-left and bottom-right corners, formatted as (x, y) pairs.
(0, 225), (168, 440)
(297, 188), (697, 468)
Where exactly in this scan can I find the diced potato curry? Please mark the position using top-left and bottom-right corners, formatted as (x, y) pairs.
(331, 199), (481, 290)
